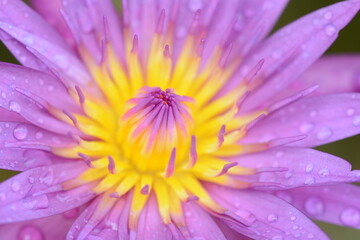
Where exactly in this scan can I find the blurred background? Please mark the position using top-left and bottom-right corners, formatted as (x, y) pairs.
(0, 0), (359, 239)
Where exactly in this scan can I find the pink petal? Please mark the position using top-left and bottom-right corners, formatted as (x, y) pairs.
(0, 122), (75, 150)
(30, 0), (76, 47)
(280, 55), (360, 99)
(0, 63), (80, 113)
(243, 93), (360, 147)
(0, 81), (79, 135)
(0, 148), (68, 171)
(61, 0), (125, 62)
(135, 195), (173, 240)
(234, 146), (358, 190)
(0, 162), (94, 223)
(205, 183), (330, 240)
(182, 202), (227, 240)
(0, 0), (72, 71)
(274, 184), (360, 228)
(0, 21), (92, 88)
(0, 205), (84, 240)
(238, 0), (360, 112)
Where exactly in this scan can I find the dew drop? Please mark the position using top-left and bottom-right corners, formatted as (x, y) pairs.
(1, 92), (6, 99)
(11, 180), (20, 192)
(318, 168), (330, 177)
(13, 124), (28, 140)
(307, 233), (314, 239)
(53, 55), (70, 69)
(340, 208), (360, 226)
(9, 101), (21, 113)
(346, 108), (355, 117)
(310, 111), (317, 118)
(35, 132), (43, 140)
(267, 214), (278, 223)
(275, 151), (284, 158)
(304, 177), (315, 185)
(324, 11), (333, 20)
(324, 24), (337, 37)
(22, 36), (34, 45)
(18, 225), (44, 240)
(28, 177), (34, 184)
(352, 116), (360, 127)
(47, 85), (55, 92)
(316, 127), (332, 140)
(312, 18), (320, 26)
(305, 164), (314, 173)
(235, 209), (256, 224)
(299, 122), (314, 134)
(305, 197), (324, 216)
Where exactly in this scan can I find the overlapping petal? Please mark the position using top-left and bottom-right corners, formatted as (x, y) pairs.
(0, 162), (94, 224)
(206, 184), (330, 240)
(243, 93), (360, 147)
(282, 55), (360, 98)
(0, 206), (84, 240)
(275, 183), (360, 229)
(237, 0), (360, 111)
(233, 146), (359, 190)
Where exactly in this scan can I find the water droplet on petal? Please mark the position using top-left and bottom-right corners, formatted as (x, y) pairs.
(324, 11), (333, 20)
(1, 92), (6, 99)
(324, 24), (337, 37)
(318, 168), (330, 177)
(310, 111), (317, 118)
(352, 116), (360, 127)
(13, 124), (28, 140)
(340, 208), (360, 226)
(35, 132), (43, 140)
(347, 108), (355, 117)
(304, 177), (315, 185)
(9, 101), (21, 113)
(317, 127), (332, 140)
(267, 214), (278, 223)
(299, 122), (314, 134)
(305, 164), (314, 173)
(235, 209), (256, 225)
(53, 55), (70, 69)
(307, 233), (314, 239)
(305, 197), (324, 216)
(47, 85), (55, 92)
(18, 225), (44, 240)
(11, 180), (20, 192)
(22, 36), (34, 45)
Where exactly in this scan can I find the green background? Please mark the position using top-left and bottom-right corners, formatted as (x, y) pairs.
(0, 0), (359, 239)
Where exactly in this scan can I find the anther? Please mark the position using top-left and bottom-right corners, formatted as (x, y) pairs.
(217, 125), (226, 148)
(165, 148), (176, 178)
(140, 184), (150, 195)
(188, 135), (197, 168)
(75, 85), (85, 104)
(108, 156), (116, 174)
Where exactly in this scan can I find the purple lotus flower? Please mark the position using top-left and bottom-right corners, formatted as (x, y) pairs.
(0, 0), (360, 239)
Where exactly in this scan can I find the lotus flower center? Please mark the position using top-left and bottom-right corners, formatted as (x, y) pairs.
(119, 86), (194, 172)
